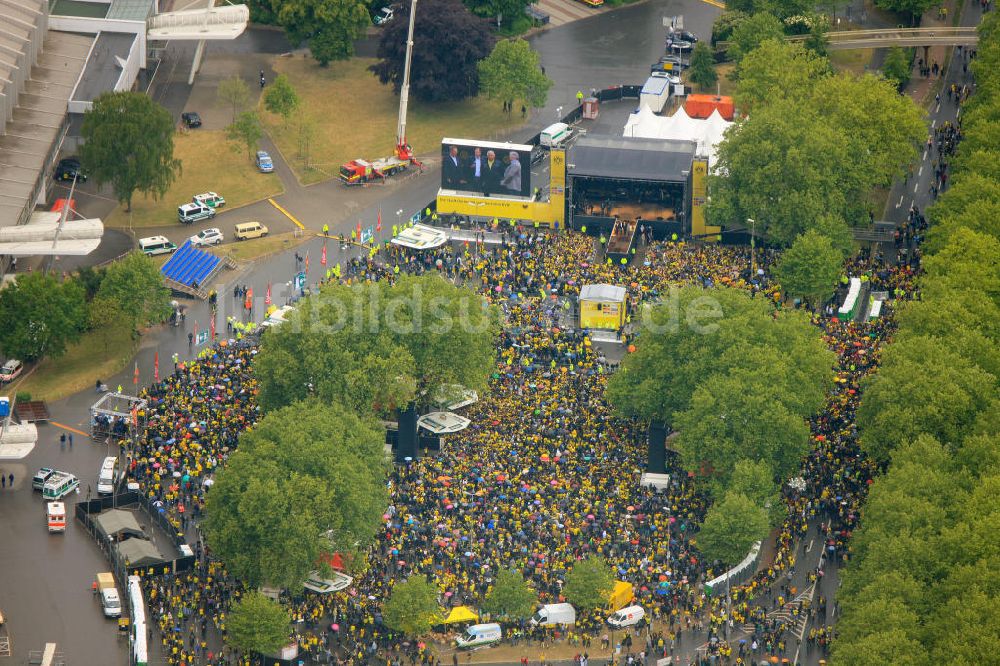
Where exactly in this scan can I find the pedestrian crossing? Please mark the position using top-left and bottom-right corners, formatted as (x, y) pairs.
(738, 583), (815, 637)
(533, 0), (602, 26)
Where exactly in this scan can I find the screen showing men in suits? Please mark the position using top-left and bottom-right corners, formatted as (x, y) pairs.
(440, 139), (532, 199)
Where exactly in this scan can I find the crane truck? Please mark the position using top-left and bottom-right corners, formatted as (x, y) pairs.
(340, 0), (423, 185)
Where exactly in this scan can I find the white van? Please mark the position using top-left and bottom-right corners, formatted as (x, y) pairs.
(100, 587), (122, 618)
(607, 605), (645, 629)
(530, 602), (576, 626)
(139, 235), (178, 256)
(456, 623), (502, 649)
(234, 221), (268, 240)
(97, 456), (118, 495)
(540, 122), (571, 148)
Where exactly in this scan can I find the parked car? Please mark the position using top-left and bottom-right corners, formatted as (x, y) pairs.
(255, 151), (274, 173)
(178, 202), (216, 224)
(193, 192), (225, 208)
(650, 72), (681, 85)
(190, 227), (224, 247)
(234, 221), (268, 240)
(33, 468), (55, 491)
(651, 56), (686, 73)
(181, 112), (202, 128)
(0, 359), (23, 383)
(55, 157), (86, 182)
(673, 29), (699, 43)
(373, 7), (393, 24)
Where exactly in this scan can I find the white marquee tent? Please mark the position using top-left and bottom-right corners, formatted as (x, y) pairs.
(623, 106), (734, 165)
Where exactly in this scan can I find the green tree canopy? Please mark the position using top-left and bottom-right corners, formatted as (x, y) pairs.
(724, 459), (782, 525)
(882, 46), (911, 89)
(482, 569), (537, 620)
(80, 91), (181, 211)
(0, 273), (87, 361)
(256, 0), (369, 64)
(227, 111), (264, 159)
(733, 40), (830, 113)
(727, 13), (784, 63)
(607, 286), (832, 424)
(773, 229), (844, 307)
(688, 42), (718, 92)
(218, 75), (250, 123)
(382, 576), (442, 637)
(263, 73), (300, 125)
(478, 39), (553, 109)
(874, 0), (938, 24)
(672, 374), (812, 484)
(256, 274), (498, 415)
(226, 591), (291, 656)
(96, 252), (172, 332)
(563, 555), (614, 610)
(203, 400), (388, 588)
(695, 491), (769, 567)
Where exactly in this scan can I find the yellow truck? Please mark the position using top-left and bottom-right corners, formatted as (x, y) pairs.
(607, 581), (635, 611)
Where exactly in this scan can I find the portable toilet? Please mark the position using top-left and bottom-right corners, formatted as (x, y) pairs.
(582, 96), (599, 120)
(0, 396), (8, 418)
(579, 284), (627, 331)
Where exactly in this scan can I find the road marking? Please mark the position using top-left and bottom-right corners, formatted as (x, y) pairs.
(931, 119), (937, 128)
(806, 538), (814, 552)
(923, 149), (928, 160)
(935, 102), (941, 114)
(700, 0), (725, 7)
(895, 195), (904, 208)
(918, 166), (923, 176)
(50, 421), (90, 438)
(910, 198), (915, 210)
(913, 182), (919, 193)
(268, 198), (305, 230)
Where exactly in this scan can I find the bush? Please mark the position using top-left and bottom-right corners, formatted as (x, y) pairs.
(711, 10), (749, 45)
(15, 392), (31, 402)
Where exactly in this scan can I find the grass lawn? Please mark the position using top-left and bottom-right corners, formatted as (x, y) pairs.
(104, 130), (283, 229)
(264, 57), (521, 185)
(209, 231), (307, 263)
(14, 324), (138, 403)
(830, 48), (875, 76)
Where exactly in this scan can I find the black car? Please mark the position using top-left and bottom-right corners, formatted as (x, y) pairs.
(181, 111), (202, 128)
(55, 157), (86, 182)
(671, 29), (699, 43)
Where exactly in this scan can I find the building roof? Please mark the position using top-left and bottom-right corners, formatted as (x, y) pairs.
(0, 30), (92, 227)
(580, 284), (627, 303)
(105, 0), (154, 21)
(568, 135), (697, 183)
(73, 32), (137, 104)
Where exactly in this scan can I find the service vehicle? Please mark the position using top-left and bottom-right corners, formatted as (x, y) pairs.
(607, 581), (635, 611)
(96, 456), (119, 495)
(42, 471), (79, 500)
(178, 202), (216, 224)
(139, 236), (178, 256)
(255, 151), (274, 173)
(540, 122), (572, 148)
(234, 221), (268, 240)
(100, 587), (122, 618)
(373, 6), (393, 24)
(455, 623), (502, 649)
(530, 603), (576, 626)
(33, 467), (55, 491)
(0, 359), (23, 383)
(181, 111), (202, 128)
(639, 76), (671, 113)
(190, 227), (224, 247)
(193, 192), (226, 208)
(47, 502), (66, 533)
(339, 157), (409, 185)
(341, 0), (422, 184)
(607, 605), (645, 629)
(665, 37), (694, 52)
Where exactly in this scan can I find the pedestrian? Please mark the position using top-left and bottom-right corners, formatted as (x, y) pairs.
(1, 474), (5, 489)
(260, 75), (266, 89)
(60, 433), (66, 449)
(69, 434), (73, 448)
(8, 473), (12, 488)
(188, 332), (194, 347)
(521, 104), (527, 119)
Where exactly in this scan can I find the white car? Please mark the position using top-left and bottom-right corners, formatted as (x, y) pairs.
(190, 227), (224, 247)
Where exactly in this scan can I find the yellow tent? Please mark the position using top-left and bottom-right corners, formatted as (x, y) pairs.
(440, 606), (479, 624)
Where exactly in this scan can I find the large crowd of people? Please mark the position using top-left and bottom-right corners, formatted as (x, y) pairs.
(108, 225), (920, 666)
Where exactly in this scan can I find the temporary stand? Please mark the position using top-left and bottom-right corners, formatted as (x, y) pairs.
(640, 421), (671, 491)
(90, 393), (147, 440)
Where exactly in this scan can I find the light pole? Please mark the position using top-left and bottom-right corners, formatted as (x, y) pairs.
(747, 218), (756, 274)
(396, 209), (403, 233)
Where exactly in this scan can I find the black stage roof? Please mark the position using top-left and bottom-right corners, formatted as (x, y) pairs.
(568, 135), (697, 183)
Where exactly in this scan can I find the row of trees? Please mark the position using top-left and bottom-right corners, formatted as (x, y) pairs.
(0, 253), (171, 363)
(709, 39), (926, 247)
(607, 287), (834, 565)
(382, 556), (615, 636)
(203, 275), (499, 653)
(832, 14), (1000, 662)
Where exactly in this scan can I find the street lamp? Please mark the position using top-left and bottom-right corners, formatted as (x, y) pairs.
(746, 218), (756, 274)
(396, 209), (403, 233)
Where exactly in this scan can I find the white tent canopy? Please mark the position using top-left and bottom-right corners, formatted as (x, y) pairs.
(391, 224), (448, 250)
(417, 411), (471, 434)
(0, 211), (104, 256)
(623, 107), (733, 165)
